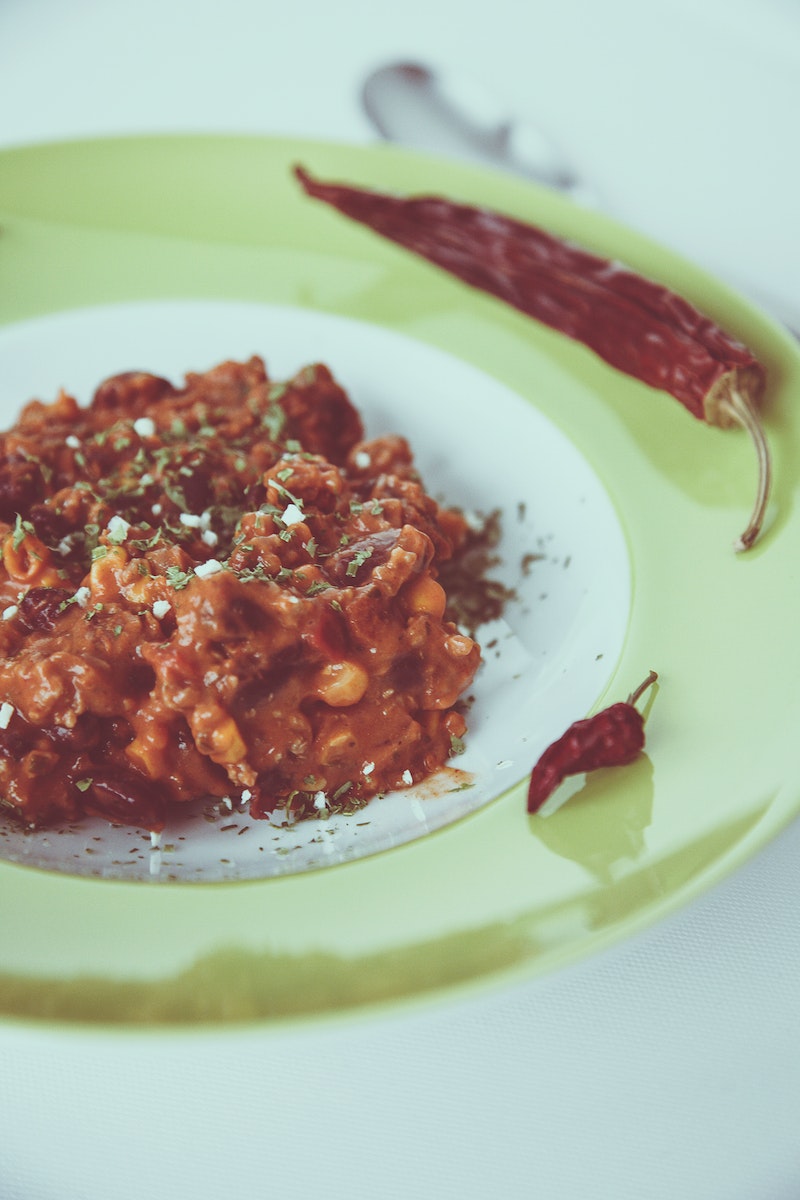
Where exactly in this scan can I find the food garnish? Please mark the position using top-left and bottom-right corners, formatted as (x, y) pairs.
(0, 358), (481, 832)
(295, 166), (771, 552)
(527, 670), (658, 814)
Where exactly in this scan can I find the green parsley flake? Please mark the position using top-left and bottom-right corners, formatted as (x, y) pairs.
(262, 404), (286, 440)
(346, 546), (374, 577)
(12, 515), (36, 550)
(165, 565), (193, 590)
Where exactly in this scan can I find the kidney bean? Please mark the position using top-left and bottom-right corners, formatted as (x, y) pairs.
(244, 479), (268, 510)
(233, 645), (307, 712)
(279, 363), (364, 465)
(27, 503), (72, 548)
(178, 466), (214, 515)
(0, 709), (38, 760)
(0, 457), (45, 521)
(16, 587), (74, 633)
(303, 604), (349, 659)
(324, 529), (402, 585)
(42, 712), (102, 751)
(91, 371), (175, 415)
(73, 766), (168, 832)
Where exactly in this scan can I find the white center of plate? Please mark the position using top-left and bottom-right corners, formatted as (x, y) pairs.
(0, 300), (631, 881)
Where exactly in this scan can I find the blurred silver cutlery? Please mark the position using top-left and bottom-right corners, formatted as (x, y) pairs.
(360, 59), (798, 338)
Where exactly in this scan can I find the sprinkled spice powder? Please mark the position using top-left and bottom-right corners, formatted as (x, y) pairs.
(0, 356), (489, 832)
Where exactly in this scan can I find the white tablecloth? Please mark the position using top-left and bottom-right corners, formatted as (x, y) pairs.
(1, 2), (799, 1197)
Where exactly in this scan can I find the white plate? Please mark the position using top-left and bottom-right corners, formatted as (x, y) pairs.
(0, 299), (629, 881)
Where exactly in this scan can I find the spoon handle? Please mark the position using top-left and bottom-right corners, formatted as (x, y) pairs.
(361, 62), (585, 196)
(361, 61), (799, 338)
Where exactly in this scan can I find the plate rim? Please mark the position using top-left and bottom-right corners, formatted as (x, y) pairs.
(1, 131), (799, 1030)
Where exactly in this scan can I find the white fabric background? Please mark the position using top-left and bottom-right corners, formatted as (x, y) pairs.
(1, 1), (799, 1197)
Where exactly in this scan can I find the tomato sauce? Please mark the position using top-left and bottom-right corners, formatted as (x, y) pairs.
(0, 357), (480, 831)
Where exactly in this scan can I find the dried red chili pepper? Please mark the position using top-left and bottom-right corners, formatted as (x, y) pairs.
(295, 167), (771, 552)
(526, 671), (658, 814)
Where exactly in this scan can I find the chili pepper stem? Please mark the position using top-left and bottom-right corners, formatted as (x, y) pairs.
(718, 389), (772, 552)
(625, 669), (658, 707)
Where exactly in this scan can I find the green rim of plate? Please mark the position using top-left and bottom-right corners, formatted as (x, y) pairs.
(0, 133), (799, 1031)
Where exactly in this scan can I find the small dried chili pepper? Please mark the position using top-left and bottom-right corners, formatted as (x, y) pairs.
(295, 167), (771, 552)
(526, 670), (658, 814)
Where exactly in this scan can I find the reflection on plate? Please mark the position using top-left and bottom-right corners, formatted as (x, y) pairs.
(0, 300), (629, 880)
(0, 134), (798, 1025)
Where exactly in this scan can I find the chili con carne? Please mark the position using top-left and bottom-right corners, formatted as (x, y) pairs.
(0, 357), (481, 832)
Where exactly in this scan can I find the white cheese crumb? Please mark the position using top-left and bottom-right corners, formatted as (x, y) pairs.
(240, 789), (252, 803)
(179, 512), (203, 528)
(402, 769), (413, 785)
(200, 510), (212, 529)
(65, 434), (81, 449)
(133, 416), (156, 438)
(281, 503), (304, 527)
(73, 586), (91, 608)
(410, 797), (426, 822)
(151, 503), (163, 516)
(313, 791), (328, 812)
(2, 605), (18, 621)
(354, 450), (371, 469)
(106, 514), (131, 544)
(193, 559), (223, 579)
(362, 761), (375, 777)
(0, 702), (15, 729)
(151, 599), (172, 619)
(201, 529), (218, 547)
(139, 472), (154, 486)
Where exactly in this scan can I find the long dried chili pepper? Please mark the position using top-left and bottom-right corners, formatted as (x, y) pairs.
(526, 671), (658, 814)
(295, 167), (770, 552)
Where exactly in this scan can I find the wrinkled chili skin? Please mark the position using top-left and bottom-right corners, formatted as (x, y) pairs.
(295, 167), (765, 423)
(526, 703), (645, 814)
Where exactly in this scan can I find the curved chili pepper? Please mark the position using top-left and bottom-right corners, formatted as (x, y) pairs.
(295, 167), (771, 552)
(526, 671), (658, 814)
